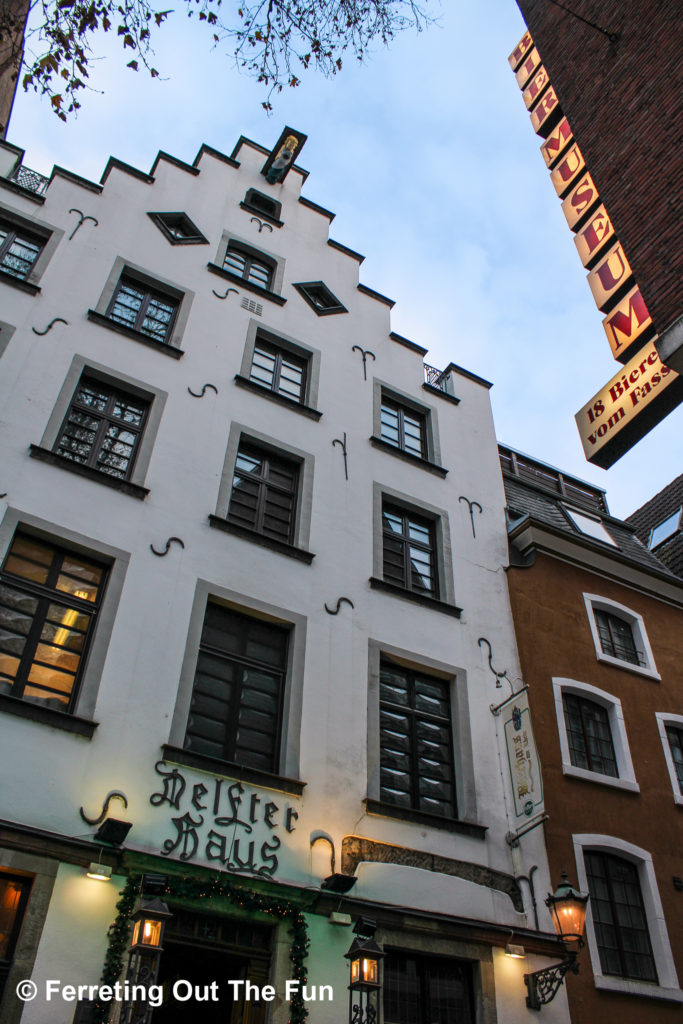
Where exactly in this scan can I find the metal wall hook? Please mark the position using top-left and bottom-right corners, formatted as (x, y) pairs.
(32, 317), (68, 336)
(68, 208), (99, 240)
(478, 636), (513, 691)
(187, 384), (218, 398)
(351, 346), (376, 380)
(79, 790), (129, 826)
(324, 597), (355, 616)
(459, 495), (483, 538)
(332, 432), (349, 480)
(212, 286), (239, 300)
(250, 216), (273, 233)
(150, 537), (185, 557)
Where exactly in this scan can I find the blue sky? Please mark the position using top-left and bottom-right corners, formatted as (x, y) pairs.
(9, 1), (680, 519)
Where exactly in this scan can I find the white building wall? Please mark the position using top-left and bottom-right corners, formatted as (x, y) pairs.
(0, 135), (567, 1024)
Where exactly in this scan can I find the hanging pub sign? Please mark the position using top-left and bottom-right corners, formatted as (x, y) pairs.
(148, 760), (299, 877)
(508, 30), (682, 464)
(492, 687), (544, 825)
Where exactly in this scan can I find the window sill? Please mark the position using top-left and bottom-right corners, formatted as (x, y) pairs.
(593, 975), (683, 1003)
(0, 693), (97, 737)
(596, 651), (661, 681)
(0, 269), (40, 294)
(364, 799), (487, 839)
(422, 382), (461, 405)
(561, 763), (640, 792)
(233, 375), (322, 420)
(370, 436), (448, 477)
(369, 577), (462, 618)
(208, 515), (315, 563)
(29, 445), (149, 499)
(162, 744), (305, 796)
(207, 263), (287, 306)
(87, 310), (184, 358)
(239, 202), (283, 227)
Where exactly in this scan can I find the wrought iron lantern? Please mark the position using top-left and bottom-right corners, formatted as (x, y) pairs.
(119, 899), (172, 1024)
(345, 917), (385, 1024)
(524, 872), (589, 1010)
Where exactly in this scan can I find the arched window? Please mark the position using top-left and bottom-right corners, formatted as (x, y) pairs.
(223, 243), (274, 290)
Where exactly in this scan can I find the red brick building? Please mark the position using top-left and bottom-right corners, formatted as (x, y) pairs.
(501, 444), (683, 1021)
(512, 0), (682, 374)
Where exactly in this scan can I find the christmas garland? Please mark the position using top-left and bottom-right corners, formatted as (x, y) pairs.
(94, 872), (310, 1024)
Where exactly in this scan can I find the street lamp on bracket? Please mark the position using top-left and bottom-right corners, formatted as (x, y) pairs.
(524, 871), (590, 1011)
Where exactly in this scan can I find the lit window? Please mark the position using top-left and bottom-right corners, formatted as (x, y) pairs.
(55, 377), (148, 481)
(223, 244), (273, 290)
(249, 340), (307, 403)
(584, 852), (657, 982)
(228, 444), (299, 544)
(380, 660), (456, 818)
(648, 509), (681, 549)
(564, 507), (617, 546)
(184, 603), (289, 772)
(0, 219), (44, 280)
(106, 276), (178, 343)
(381, 397), (426, 458)
(0, 533), (107, 711)
(383, 505), (437, 597)
(0, 872), (31, 999)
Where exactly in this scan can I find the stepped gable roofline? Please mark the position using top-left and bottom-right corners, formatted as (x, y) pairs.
(328, 238), (364, 263)
(298, 195), (335, 221)
(230, 135), (309, 182)
(357, 282), (395, 308)
(444, 363), (492, 390)
(389, 332), (427, 356)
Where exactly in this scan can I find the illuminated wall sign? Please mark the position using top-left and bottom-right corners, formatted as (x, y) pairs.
(602, 285), (655, 363)
(575, 342), (682, 468)
(508, 29), (682, 464)
(574, 205), (615, 267)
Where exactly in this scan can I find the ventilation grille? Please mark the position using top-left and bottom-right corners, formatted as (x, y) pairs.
(241, 298), (263, 316)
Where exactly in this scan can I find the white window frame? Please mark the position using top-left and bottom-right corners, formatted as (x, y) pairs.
(564, 506), (617, 546)
(553, 678), (638, 792)
(573, 834), (682, 1002)
(583, 593), (660, 680)
(655, 712), (683, 806)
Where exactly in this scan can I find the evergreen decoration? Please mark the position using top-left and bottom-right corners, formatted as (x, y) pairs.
(94, 872), (310, 1024)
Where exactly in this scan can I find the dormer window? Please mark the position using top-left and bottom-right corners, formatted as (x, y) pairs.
(648, 508), (681, 549)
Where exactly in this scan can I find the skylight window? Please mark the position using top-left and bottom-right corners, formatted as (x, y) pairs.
(648, 509), (681, 549)
(564, 507), (617, 546)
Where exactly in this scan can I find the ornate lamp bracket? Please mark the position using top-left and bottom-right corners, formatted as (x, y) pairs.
(524, 950), (579, 1010)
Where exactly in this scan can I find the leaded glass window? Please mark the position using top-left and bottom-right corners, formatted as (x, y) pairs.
(584, 851), (658, 982)
(0, 533), (107, 710)
(228, 445), (299, 544)
(249, 341), (307, 403)
(380, 661), (456, 817)
(381, 397), (426, 458)
(595, 610), (642, 665)
(0, 220), (43, 280)
(106, 276), (178, 343)
(185, 603), (289, 772)
(54, 377), (148, 481)
(382, 505), (437, 597)
(563, 693), (618, 776)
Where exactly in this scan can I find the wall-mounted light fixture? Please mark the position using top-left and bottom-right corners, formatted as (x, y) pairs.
(524, 872), (589, 1010)
(86, 859), (112, 882)
(80, 790), (132, 846)
(119, 898), (172, 1024)
(345, 917), (385, 1024)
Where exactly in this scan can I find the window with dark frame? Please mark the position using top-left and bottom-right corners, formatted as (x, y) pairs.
(243, 189), (282, 221)
(228, 444), (299, 545)
(249, 339), (307, 404)
(293, 281), (347, 315)
(223, 244), (274, 290)
(0, 533), (107, 712)
(594, 609), (643, 666)
(381, 396), (427, 458)
(383, 951), (475, 1024)
(379, 661), (456, 818)
(149, 212), (208, 245)
(184, 602), (289, 773)
(106, 276), (179, 343)
(0, 219), (44, 280)
(0, 871), (32, 1001)
(584, 851), (658, 983)
(382, 505), (438, 597)
(54, 377), (149, 481)
(664, 724), (683, 794)
(562, 693), (618, 777)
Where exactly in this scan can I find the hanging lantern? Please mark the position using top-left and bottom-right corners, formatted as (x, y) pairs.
(129, 898), (172, 952)
(545, 871), (589, 945)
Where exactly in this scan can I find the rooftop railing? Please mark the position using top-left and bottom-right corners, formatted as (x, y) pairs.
(8, 164), (50, 196)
